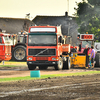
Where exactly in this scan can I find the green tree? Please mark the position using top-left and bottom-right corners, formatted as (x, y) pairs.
(88, 0), (100, 6)
(75, 0), (100, 41)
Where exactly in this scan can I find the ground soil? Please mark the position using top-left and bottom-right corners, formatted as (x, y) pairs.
(0, 74), (100, 100)
(0, 65), (100, 100)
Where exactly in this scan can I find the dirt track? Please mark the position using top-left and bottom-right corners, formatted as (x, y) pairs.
(0, 74), (100, 100)
(0, 64), (100, 100)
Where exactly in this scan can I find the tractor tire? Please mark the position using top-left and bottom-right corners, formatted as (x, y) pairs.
(39, 66), (48, 70)
(28, 65), (36, 70)
(54, 57), (63, 70)
(63, 57), (71, 70)
(95, 53), (100, 67)
(12, 45), (26, 61)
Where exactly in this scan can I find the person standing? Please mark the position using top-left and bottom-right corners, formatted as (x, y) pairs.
(79, 42), (82, 52)
(90, 45), (95, 69)
(83, 45), (89, 68)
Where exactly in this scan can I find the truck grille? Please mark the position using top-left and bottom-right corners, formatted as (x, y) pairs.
(28, 49), (56, 56)
(36, 57), (48, 60)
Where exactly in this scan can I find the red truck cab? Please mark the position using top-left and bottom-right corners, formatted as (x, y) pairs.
(0, 33), (11, 62)
(27, 26), (64, 70)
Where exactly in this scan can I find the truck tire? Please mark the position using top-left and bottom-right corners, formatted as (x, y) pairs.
(63, 57), (71, 70)
(12, 45), (26, 61)
(39, 66), (48, 70)
(66, 57), (71, 69)
(28, 65), (36, 70)
(95, 53), (100, 67)
(54, 57), (63, 70)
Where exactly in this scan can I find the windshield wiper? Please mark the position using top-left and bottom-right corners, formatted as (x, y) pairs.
(35, 48), (48, 56)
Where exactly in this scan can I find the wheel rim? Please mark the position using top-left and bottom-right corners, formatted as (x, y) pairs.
(68, 59), (71, 69)
(14, 48), (25, 60)
(58, 60), (63, 69)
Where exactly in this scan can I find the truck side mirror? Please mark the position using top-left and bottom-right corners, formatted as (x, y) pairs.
(62, 39), (64, 44)
(59, 36), (62, 43)
(23, 36), (27, 43)
(0, 37), (2, 43)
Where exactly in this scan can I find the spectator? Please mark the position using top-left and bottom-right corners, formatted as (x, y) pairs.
(90, 45), (96, 69)
(83, 45), (89, 68)
(79, 42), (82, 51)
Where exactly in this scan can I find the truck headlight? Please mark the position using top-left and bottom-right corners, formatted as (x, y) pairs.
(52, 58), (56, 60)
(28, 57), (32, 60)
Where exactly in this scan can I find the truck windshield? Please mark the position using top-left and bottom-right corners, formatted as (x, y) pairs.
(82, 41), (92, 48)
(3, 36), (10, 44)
(16, 35), (27, 43)
(28, 35), (57, 46)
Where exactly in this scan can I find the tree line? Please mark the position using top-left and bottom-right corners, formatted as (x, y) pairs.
(75, 0), (100, 41)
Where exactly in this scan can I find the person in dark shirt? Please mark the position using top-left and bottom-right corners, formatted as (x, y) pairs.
(71, 46), (77, 53)
(79, 42), (82, 51)
(83, 45), (89, 68)
(90, 45), (96, 69)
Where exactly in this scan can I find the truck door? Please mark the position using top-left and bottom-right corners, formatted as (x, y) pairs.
(0, 36), (5, 60)
(3, 36), (11, 61)
(58, 36), (62, 56)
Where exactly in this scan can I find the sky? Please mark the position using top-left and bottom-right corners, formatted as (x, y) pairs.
(0, 0), (83, 20)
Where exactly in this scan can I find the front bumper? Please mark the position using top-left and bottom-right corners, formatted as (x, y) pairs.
(27, 61), (58, 66)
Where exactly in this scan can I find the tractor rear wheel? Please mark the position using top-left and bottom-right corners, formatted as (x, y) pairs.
(12, 46), (26, 61)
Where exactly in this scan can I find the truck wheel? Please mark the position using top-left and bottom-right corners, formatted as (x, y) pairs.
(95, 53), (100, 67)
(12, 46), (26, 61)
(39, 66), (48, 70)
(54, 57), (63, 70)
(63, 57), (71, 70)
(66, 57), (71, 69)
(28, 65), (36, 70)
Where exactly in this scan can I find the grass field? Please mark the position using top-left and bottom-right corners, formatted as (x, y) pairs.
(0, 61), (27, 65)
(0, 71), (100, 82)
(0, 65), (23, 67)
